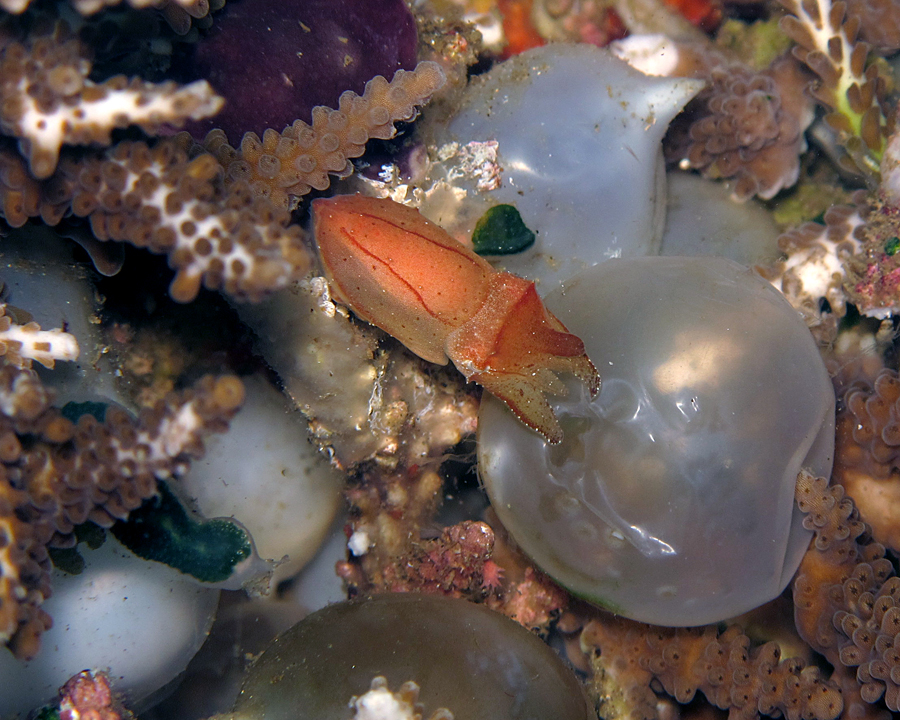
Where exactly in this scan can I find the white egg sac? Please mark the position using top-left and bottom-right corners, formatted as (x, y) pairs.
(422, 43), (704, 288)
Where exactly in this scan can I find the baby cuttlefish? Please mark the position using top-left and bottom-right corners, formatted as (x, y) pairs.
(312, 194), (600, 444)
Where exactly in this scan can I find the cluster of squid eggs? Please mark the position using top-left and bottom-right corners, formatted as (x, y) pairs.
(422, 43), (834, 627)
(228, 44), (835, 719)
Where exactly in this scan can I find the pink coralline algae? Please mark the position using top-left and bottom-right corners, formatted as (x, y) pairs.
(842, 195), (900, 316)
(854, 260), (900, 314)
(57, 670), (126, 720)
(184, 0), (419, 144)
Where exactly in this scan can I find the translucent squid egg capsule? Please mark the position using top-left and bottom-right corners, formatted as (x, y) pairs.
(229, 593), (592, 720)
(478, 257), (835, 626)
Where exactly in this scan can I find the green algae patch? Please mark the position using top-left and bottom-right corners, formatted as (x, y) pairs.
(715, 18), (792, 70)
(472, 204), (535, 255)
(111, 481), (252, 584)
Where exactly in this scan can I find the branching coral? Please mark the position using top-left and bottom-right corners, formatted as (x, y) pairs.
(758, 201), (863, 344)
(791, 470), (900, 715)
(0, 303), (79, 368)
(759, 121), (900, 319)
(578, 609), (842, 720)
(845, 0), (900, 51)
(0, 23), (222, 179)
(831, 368), (900, 551)
(678, 52), (813, 200)
(0, 137), (313, 302)
(625, 0), (896, 195)
(201, 61), (446, 210)
(0, 141), (64, 226)
(837, 369), (900, 479)
(765, 204), (863, 316)
(0, 59), (445, 303)
(65, 139), (314, 302)
(761, 179), (900, 320)
(0, 363), (244, 660)
(779, 0), (895, 176)
(616, 37), (813, 200)
(0, 7), (444, 304)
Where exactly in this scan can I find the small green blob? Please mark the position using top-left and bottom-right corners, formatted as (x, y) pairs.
(885, 237), (900, 256)
(715, 18), (792, 70)
(472, 204), (535, 256)
(111, 481), (252, 583)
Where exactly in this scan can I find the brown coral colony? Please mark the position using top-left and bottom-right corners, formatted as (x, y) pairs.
(0, 366), (244, 660)
(203, 62), (446, 209)
(0, 0), (449, 670)
(0, 18), (445, 303)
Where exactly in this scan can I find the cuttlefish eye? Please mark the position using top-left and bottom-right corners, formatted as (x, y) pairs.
(478, 256), (835, 626)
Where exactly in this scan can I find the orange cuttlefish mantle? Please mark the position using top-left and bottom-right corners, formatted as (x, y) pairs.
(312, 194), (600, 444)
